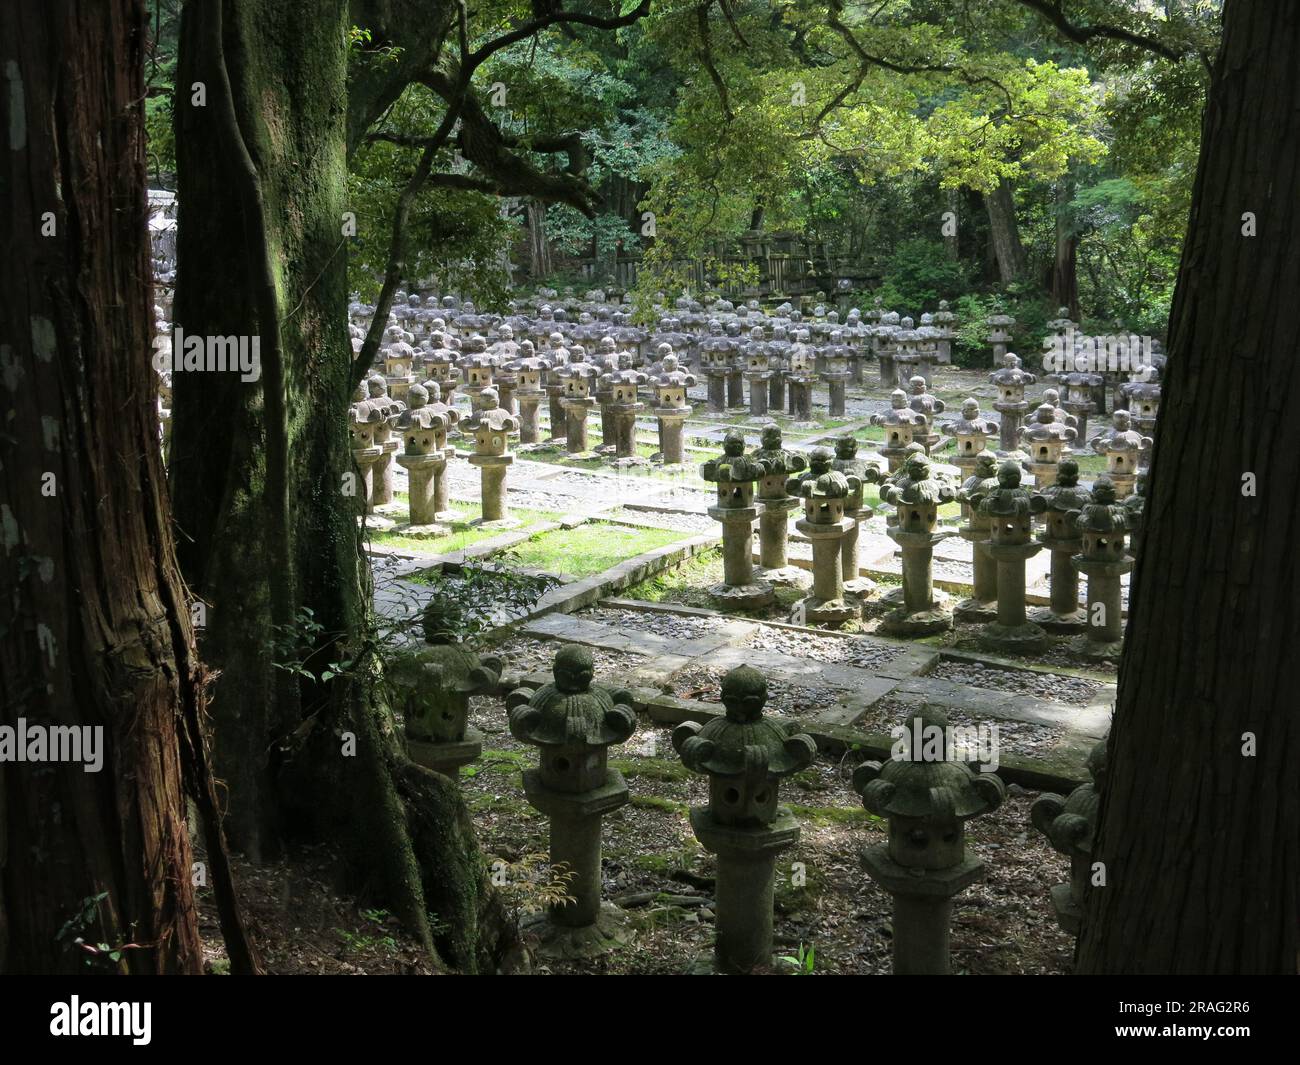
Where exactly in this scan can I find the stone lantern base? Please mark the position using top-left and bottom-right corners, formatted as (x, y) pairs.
(1069, 632), (1125, 660)
(1048, 881), (1082, 934)
(979, 619), (1048, 653)
(522, 902), (631, 960)
(792, 593), (858, 627)
(407, 726), (484, 779)
(709, 580), (776, 610)
(1028, 603), (1087, 633)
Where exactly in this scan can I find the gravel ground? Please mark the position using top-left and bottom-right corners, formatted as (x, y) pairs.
(583, 606), (734, 641)
(489, 634), (642, 680)
(929, 660), (1102, 705)
(855, 696), (1065, 759)
(744, 625), (907, 671)
(608, 507), (718, 533)
(667, 664), (843, 719)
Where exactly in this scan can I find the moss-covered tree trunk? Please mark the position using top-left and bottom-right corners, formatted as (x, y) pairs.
(1076, 0), (1300, 974)
(169, 0), (510, 971)
(0, 0), (255, 974)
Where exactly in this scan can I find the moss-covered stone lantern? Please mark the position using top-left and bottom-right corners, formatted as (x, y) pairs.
(749, 425), (809, 587)
(976, 461), (1047, 653)
(879, 453), (956, 636)
(1028, 459), (1092, 633)
(1030, 739), (1106, 934)
(507, 646), (637, 958)
(673, 665), (816, 974)
(789, 451), (861, 626)
(701, 430), (774, 610)
(1068, 477), (1132, 659)
(854, 705), (1005, 974)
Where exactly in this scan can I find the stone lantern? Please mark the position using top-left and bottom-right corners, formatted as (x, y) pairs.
(1028, 459), (1092, 633)
(557, 360), (601, 455)
(599, 365), (648, 462)
(747, 426), (809, 587)
(507, 646), (638, 957)
(648, 349), (694, 466)
(933, 300), (956, 364)
(394, 384), (452, 531)
(906, 375), (945, 454)
(386, 606), (503, 779)
(544, 332), (571, 441)
(1061, 370), (1103, 447)
(383, 340), (416, 403)
(820, 330), (851, 417)
(855, 705), (1005, 974)
(766, 325), (790, 411)
(673, 665), (816, 974)
(724, 321), (746, 407)
(784, 332), (817, 421)
(874, 311), (901, 389)
(1068, 477), (1132, 658)
(365, 374), (404, 507)
(913, 315), (939, 386)
(511, 354), (549, 444)
(1030, 739), (1106, 933)
(942, 398), (998, 476)
(976, 461), (1047, 653)
(892, 317), (919, 387)
(834, 436), (884, 596)
(491, 347), (521, 416)
(879, 453), (956, 635)
(788, 450), (861, 626)
(1019, 403), (1078, 487)
(954, 451), (1001, 623)
(457, 336), (497, 430)
(743, 330), (774, 417)
(467, 386), (519, 527)
(590, 336), (622, 450)
(987, 312), (1015, 363)
(1088, 410), (1150, 499)
(348, 396), (386, 517)
(700, 322), (733, 413)
(422, 334), (461, 409)
(1118, 380), (1160, 470)
(872, 389), (927, 472)
(701, 431), (774, 610)
(989, 353), (1036, 457)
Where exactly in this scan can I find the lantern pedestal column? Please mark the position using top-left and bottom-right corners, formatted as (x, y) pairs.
(520, 770), (632, 958)
(689, 809), (799, 975)
(395, 451), (449, 534)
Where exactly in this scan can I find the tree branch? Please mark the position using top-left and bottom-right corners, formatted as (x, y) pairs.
(469, 0), (652, 70)
(1011, 0), (1186, 63)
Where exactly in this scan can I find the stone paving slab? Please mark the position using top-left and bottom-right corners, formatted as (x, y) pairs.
(889, 676), (1110, 738)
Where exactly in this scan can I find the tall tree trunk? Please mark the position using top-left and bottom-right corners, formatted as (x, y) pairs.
(0, 0), (255, 974)
(1077, 0), (1300, 974)
(984, 176), (1026, 284)
(169, 0), (512, 971)
(1050, 176), (1080, 317)
(527, 200), (552, 280)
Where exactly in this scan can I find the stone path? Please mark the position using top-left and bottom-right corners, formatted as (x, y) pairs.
(514, 601), (1113, 788)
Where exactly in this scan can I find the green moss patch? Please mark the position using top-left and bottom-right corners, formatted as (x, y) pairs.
(496, 521), (688, 578)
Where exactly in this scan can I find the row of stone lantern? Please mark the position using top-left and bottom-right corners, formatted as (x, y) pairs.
(398, 626), (1104, 975)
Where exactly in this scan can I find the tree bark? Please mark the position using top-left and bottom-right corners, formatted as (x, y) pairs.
(526, 200), (553, 280)
(169, 0), (513, 971)
(984, 176), (1026, 284)
(1077, 0), (1300, 974)
(1050, 176), (1080, 318)
(0, 0), (255, 974)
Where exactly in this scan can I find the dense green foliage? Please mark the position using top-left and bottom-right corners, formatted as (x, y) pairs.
(146, 1), (1221, 341)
